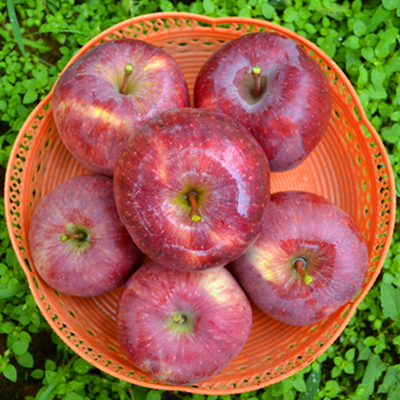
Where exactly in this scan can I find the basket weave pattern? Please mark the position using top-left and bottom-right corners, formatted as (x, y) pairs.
(5, 13), (395, 394)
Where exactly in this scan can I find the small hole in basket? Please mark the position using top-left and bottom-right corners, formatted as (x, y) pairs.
(365, 206), (369, 216)
(88, 329), (95, 336)
(54, 290), (60, 297)
(347, 132), (352, 141)
(32, 188), (37, 198)
(363, 181), (367, 191)
(32, 275), (39, 290)
(334, 110), (340, 119)
(334, 323), (339, 329)
(178, 42), (188, 46)
(239, 366), (247, 370)
(288, 343), (296, 348)
(24, 258), (33, 273)
(354, 289), (363, 301)
(69, 310), (76, 318)
(362, 124), (372, 138)
(37, 163), (41, 172)
(108, 346), (117, 352)
(59, 301), (64, 308)
(203, 41), (213, 46)
(353, 106), (361, 121)
(357, 155), (362, 165)
(264, 357), (272, 361)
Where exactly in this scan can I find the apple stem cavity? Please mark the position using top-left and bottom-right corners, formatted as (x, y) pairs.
(120, 63), (134, 95)
(172, 313), (186, 325)
(186, 191), (202, 223)
(252, 66), (262, 98)
(60, 232), (86, 242)
(294, 258), (314, 285)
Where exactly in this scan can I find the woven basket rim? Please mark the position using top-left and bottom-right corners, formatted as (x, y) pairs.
(4, 11), (397, 394)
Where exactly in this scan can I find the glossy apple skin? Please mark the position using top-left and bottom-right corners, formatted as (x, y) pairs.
(114, 108), (270, 271)
(195, 32), (332, 172)
(53, 39), (189, 176)
(117, 262), (252, 384)
(29, 175), (144, 297)
(231, 191), (369, 326)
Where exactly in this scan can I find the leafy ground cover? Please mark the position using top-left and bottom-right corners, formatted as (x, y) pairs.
(0, 0), (400, 399)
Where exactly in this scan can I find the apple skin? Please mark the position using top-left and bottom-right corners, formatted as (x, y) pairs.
(231, 191), (369, 326)
(116, 262), (252, 385)
(29, 175), (144, 297)
(113, 107), (270, 271)
(194, 32), (332, 172)
(53, 39), (189, 176)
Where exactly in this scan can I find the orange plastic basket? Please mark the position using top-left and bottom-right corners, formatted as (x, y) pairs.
(5, 12), (396, 394)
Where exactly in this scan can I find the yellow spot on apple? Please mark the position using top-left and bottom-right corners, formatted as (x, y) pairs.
(201, 270), (234, 304)
(143, 58), (168, 71)
(248, 246), (284, 285)
(62, 98), (124, 127)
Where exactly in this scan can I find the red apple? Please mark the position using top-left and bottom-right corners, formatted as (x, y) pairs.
(194, 32), (332, 172)
(116, 262), (252, 384)
(231, 191), (369, 326)
(113, 108), (270, 271)
(53, 39), (189, 176)
(29, 175), (144, 297)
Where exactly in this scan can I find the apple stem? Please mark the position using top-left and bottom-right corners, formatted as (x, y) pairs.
(294, 258), (314, 285)
(120, 63), (134, 95)
(172, 313), (186, 325)
(252, 66), (262, 97)
(187, 191), (202, 223)
(60, 233), (86, 242)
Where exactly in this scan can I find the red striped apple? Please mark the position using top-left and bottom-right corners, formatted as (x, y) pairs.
(53, 39), (189, 176)
(113, 108), (271, 271)
(195, 32), (332, 172)
(231, 191), (369, 326)
(117, 262), (252, 384)
(29, 175), (144, 297)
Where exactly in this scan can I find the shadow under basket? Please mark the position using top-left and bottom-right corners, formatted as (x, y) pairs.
(4, 12), (396, 394)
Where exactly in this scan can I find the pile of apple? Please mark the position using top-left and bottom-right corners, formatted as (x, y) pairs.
(29, 33), (369, 385)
